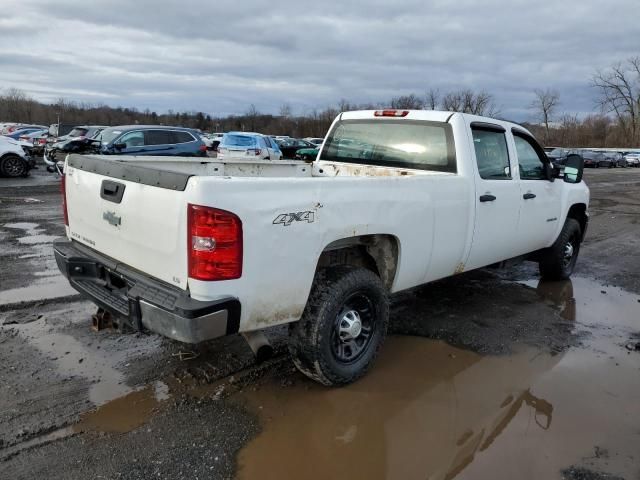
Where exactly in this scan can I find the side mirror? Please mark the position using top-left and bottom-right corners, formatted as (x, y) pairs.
(563, 154), (584, 184)
(544, 162), (555, 181)
(114, 143), (126, 150)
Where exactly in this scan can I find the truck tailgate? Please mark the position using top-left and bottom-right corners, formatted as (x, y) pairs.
(65, 156), (189, 290)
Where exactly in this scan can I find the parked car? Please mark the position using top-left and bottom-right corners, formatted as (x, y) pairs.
(276, 138), (317, 159)
(581, 151), (611, 168)
(48, 123), (79, 139)
(605, 151), (627, 167)
(217, 132), (282, 160)
(54, 109), (589, 386)
(2, 124), (46, 136)
(97, 125), (208, 157)
(623, 153), (640, 167)
(0, 135), (35, 177)
(5, 126), (47, 140)
(295, 146), (319, 161)
(43, 126), (108, 167)
(18, 129), (49, 156)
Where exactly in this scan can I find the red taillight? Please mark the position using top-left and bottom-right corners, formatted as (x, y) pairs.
(199, 144), (208, 152)
(374, 110), (409, 117)
(246, 148), (262, 156)
(38, 138), (47, 145)
(187, 204), (242, 281)
(61, 173), (69, 226)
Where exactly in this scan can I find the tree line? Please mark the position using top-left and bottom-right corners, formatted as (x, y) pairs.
(1, 56), (639, 148)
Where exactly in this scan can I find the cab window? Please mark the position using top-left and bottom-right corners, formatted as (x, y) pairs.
(514, 134), (546, 180)
(471, 127), (511, 180)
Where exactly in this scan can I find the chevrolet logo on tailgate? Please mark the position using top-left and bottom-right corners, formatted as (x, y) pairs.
(103, 211), (121, 226)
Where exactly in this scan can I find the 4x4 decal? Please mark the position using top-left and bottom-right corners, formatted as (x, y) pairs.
(273, 211), (315, 226)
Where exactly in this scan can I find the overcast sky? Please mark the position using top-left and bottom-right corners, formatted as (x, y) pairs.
(0, 0), (638, 121)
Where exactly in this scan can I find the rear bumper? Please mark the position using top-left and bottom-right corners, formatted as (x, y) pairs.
(53, 238), (240, 344)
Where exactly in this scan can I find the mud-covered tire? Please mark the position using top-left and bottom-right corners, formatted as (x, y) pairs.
(288, 266), (389, 386)
(539, 218), (582, 280)
(0, 155), (28, 177)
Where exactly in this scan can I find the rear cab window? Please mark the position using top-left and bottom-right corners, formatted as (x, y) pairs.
(320, 119), (456, 173)
(471, 123), (511, 180)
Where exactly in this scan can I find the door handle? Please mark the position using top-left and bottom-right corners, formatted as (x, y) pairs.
(523, 193), (536, 200)
(479, 194), (496, 202)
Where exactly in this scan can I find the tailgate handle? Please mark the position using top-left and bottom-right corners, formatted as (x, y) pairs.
(101, 180), (126, 204)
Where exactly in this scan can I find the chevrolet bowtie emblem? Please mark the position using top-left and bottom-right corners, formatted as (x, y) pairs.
(103, 211), (121, 226)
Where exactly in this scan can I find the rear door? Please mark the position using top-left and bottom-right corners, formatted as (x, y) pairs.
(141, 130), (177, 155)
(511, 130), (563, 252)
(465, 122), (523, 270)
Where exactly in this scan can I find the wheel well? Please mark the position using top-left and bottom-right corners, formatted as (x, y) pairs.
(567, 203), (587, 235)
(316, 234), (399, 290)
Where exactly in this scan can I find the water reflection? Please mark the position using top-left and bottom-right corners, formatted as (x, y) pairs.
(535, 279), (576, 321)
(236, 338), (563, 480)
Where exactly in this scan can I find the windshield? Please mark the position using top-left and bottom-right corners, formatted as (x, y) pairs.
(222, 134), (257, 147)
(549, 148), (566, 156)
(320, 119), (456, 172)
(99, 128), (124, 145)
(68, 128), (88, 137)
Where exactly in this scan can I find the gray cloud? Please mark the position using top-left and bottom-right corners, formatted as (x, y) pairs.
(0, 0), (638, 120)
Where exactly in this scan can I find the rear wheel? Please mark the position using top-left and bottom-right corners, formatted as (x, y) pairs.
(539, 218), (582, 280)
(0, 155), (28, 177)
(289, 266), (389, 386)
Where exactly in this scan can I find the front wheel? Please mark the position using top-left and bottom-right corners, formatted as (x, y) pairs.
(539, 218), (582, 280)
(0, 155), (28, 177)
(288, 266), (389, 386)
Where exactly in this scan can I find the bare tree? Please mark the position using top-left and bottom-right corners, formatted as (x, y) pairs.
(592, 57), (640, 146)
(442, 89), (499, 116)
(425, 89), (439, 110)
(245, 104), (259, 131)
(279, 103), (292, 118)
(390, 94), (424, 109)
(530, 88), (560, 144)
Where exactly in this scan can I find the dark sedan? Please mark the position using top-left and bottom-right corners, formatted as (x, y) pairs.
(275, 138), (317, 159)
(582, 151), (612, 168)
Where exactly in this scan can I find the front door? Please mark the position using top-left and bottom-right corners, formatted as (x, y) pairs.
(512, 132), (563, 253)
(465, 123), (522, 271)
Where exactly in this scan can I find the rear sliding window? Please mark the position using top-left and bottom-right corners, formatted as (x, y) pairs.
(320, 119), (456, 173)
(222, 135), (257, 147)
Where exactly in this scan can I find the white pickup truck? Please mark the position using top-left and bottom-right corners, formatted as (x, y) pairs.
(54, 110), (589, 385)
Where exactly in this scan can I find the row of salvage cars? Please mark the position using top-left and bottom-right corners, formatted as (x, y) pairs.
(545, 147), (640, 168)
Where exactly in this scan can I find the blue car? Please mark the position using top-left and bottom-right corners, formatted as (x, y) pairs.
(5, 127), (46, 140)
(97, 125), (208, 157)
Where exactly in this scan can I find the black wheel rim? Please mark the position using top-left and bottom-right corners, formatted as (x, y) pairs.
(331, 291), (376, 364)
(4, 157), (26, 176)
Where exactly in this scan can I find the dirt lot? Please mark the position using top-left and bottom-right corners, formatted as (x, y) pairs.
(1, 162), (639, 480)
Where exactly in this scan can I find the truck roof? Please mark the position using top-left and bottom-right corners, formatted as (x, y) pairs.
(339, 110), (532, 136)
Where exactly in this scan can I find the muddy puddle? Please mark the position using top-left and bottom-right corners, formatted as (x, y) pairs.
(74, 380), (170, 433)
(0, 221), (73, 304)
(234, 278), (640, 480)
(0, 275), (77, 305)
